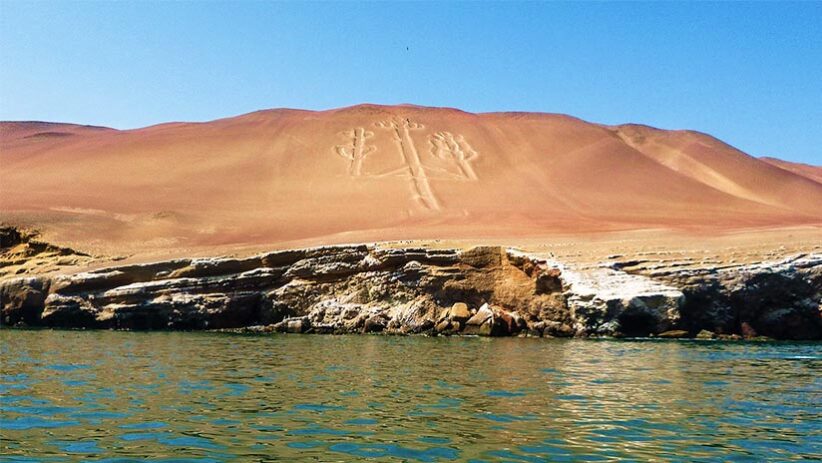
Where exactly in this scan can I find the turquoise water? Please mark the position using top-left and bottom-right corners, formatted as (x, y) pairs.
(1, 331), (820, 462)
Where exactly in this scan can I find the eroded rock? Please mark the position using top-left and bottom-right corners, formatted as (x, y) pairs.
(660, 254), (822, 340)
(657, 330), (690, 339)
(557, 264), (684, 337)
(1, 246), (819, 339)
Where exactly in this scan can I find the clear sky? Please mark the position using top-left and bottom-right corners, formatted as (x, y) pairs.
(1, 1), (820, 164)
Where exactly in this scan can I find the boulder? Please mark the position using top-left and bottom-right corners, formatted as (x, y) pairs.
(463, 303), (511, 336)
(285, 317), (310, 333)
(542, 320), (575, 337)
(445, 302), (471, 323)
(362, 314), (387, 333)
(526, 320), (546, 337)
(657, 330), (690, 339)
(464, 303), (494, 335)
(495, 309), (524, 335)
(740, 322), (757, 339)
(696, 329), (715, 340)
(389, 301), (437, 334)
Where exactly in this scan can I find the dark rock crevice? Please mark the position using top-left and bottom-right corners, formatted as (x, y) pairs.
(676, 269), (821, 340)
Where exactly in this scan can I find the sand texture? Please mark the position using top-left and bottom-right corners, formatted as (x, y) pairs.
(2, 104), (821, 260)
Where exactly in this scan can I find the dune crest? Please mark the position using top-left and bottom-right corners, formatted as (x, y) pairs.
(760, 157), (822, 184)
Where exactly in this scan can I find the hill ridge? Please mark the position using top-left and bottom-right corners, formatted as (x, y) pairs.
(2, 104), (820, 254)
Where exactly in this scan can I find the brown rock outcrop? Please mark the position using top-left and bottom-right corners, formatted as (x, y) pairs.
(1, 245), (819, 339)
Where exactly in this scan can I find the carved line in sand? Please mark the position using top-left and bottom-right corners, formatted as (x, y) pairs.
(374, 117), (441, 211)
(335, 127), (376, 177)
(332, 119), (481, 211)
(429, 131), (479, 181)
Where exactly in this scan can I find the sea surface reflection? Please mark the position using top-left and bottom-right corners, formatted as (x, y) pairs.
(1, 331), (820, 461)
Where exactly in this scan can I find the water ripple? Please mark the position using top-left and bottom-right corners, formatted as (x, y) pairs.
(1, 331), (820, 461)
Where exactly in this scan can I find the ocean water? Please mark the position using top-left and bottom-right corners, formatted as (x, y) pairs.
(1, 331), (820, 462)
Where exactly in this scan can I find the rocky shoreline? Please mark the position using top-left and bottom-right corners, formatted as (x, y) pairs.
(1, 245), (820, 340)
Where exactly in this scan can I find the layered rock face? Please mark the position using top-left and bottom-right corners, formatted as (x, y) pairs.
(646, 255), (822, 340)
(0, 226), (95, 279)
(1, 245), (820, 339)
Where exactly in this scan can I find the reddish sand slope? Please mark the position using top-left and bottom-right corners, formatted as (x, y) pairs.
(2, 104), (821, 254)
(760, 157), (822, 184)
(0, 122), (114, 142)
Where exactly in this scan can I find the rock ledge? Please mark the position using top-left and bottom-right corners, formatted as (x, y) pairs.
(1, 246), (819, 339)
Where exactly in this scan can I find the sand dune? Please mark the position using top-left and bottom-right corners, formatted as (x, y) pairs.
(760, 156), (822, 184)
(2, 104), (821, 255)
(0, 121), (114, 143)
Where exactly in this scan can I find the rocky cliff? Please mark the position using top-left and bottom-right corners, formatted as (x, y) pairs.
(1, 245), (820, 340)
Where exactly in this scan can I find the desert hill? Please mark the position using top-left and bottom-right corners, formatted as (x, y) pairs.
(760, 156), (822, 184)
(2, 104), (821, 256)
(0, 121), (115, 142)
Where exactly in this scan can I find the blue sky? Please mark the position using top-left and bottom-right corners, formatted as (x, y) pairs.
(1, 2), (820, 164)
